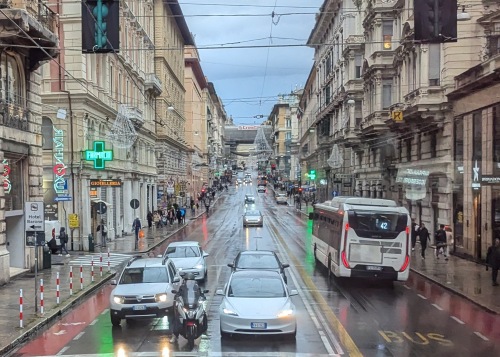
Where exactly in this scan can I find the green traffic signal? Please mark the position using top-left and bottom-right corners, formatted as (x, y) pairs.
(93, 0), (109, 49)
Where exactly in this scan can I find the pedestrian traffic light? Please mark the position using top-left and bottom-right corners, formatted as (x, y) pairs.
(309, 170), (316, 180)
(414, 0), (457, 43)
(82, 0), (120, 53)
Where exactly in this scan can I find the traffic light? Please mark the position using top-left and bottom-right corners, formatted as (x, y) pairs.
(82, 0), (120, 53)
(309, 170), (316, 180)
(414, 0), (457, 43)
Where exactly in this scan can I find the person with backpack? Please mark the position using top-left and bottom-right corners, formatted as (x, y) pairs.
(435, 224), (448, 260)
(59, 227), (70, 257)
(132, 216), (142, 250)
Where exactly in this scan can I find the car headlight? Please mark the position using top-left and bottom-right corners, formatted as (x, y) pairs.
(194, 264), (204, 270)
(277, 309), (294, 318)
(113, 296), (125, 304)
(155, 293), (168, 302)
(223, 308), (239, 316)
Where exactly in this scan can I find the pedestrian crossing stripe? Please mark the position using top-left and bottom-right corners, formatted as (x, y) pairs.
(69, 253), (132, 267)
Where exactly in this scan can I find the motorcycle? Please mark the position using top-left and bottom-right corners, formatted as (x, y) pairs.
(171, 278), (209, 347)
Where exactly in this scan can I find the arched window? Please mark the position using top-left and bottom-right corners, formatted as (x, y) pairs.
(0, 51), (24, 106)
(42, 116), (54, 150)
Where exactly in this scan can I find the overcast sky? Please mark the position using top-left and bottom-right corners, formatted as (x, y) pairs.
(178, 0), (323, 125)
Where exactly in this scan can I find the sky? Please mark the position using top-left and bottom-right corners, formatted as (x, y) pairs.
(178, 0), (324, 125)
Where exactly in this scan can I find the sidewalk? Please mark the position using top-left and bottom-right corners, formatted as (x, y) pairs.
(277, 186), (500, 315)
(0, 192), (226, 355)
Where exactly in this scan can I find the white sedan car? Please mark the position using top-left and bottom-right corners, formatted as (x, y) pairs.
(275, 193), (288, 205)
(217, 270), (298, 338)
(163, 241), (209, 282)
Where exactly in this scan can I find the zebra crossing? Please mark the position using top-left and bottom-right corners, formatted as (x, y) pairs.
(69, 253), (133, 268)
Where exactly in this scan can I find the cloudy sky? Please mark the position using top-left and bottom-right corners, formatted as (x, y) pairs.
(178, 0), (323, 125)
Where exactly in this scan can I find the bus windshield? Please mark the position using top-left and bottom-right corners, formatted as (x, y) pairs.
(348, 211), (407, 239)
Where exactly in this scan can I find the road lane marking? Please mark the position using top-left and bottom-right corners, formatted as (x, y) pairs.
(319, 330), (336, 355)
(100, 308), (109, 315)
(474, 331), (489, 341)
(417, 294), (427, 300)
(56, 346), (70, 355)
(451, 316), (465, 325)
(403, 285), (411, 289)
(73, 331), (85, 340)
(270, 224), (361, 356)
(431, 303), (443, 311)
(90, 318), (99, 325)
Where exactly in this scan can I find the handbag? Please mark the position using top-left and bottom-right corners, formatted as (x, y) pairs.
(138, 229), (145, 239)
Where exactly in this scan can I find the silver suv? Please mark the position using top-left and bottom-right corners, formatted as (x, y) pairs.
(109, 256), (182, 326)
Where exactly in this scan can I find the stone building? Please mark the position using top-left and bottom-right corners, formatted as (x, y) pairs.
(0, 0), (59, 283)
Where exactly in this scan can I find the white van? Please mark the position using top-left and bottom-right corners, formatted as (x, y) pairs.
(44, 220), (62, 246)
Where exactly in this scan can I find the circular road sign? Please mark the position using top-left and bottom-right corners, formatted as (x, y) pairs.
(96, 202), (107, 215)
(130, 199), (140, 209)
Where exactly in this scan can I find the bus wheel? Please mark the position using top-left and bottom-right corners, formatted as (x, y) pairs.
(327, 254), (332, 278)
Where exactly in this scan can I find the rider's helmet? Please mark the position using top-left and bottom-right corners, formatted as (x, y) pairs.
(184, 272), (196, 280)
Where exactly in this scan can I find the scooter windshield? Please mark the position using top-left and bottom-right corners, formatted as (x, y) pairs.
(182, 280), (201, 308)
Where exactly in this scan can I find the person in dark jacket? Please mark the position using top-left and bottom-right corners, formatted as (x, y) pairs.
(419, 223), (430, 260)
(147, 211), (153, 228)
(435, 224), (448, 259)
(486, 238), (500, 286)
(59, 227), (70, 257)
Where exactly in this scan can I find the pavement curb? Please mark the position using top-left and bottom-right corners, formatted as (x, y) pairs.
(0, 272), (115, 356)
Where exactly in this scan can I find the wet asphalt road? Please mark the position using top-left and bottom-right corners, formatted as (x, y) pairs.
(11, 182), (500, 356)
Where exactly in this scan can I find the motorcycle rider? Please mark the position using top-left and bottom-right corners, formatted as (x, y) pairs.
(170, 272), (206, 343)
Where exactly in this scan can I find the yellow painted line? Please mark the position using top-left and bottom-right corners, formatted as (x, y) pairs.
(270, 223), (362, 357)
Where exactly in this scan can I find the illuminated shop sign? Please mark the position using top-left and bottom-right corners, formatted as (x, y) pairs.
(53, 127), (67, 195)
(472, 160), (480, 190)
(2, 159), (11, 194)
(85, 141), (113, 169)
(395, 169), (429, 186)
(90, 179), (122, 187)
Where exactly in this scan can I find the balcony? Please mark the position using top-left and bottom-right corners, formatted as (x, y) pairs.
(340, 127), (361, 148)
(0, 0), (59, 69)
(123, 105), (144, 128)
(145, 73), (162, 96)
(0, 100), (30, 131)
(360, 111), (390, 137)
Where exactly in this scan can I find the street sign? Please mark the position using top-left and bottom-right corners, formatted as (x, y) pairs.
(25, 202), (44, 232)
(130, 199), (140, 209)
(68, 213), (79, 229)
(392, 110), (403, 122)
(55, 196), (72, 202)
(96, 202), (107, 215)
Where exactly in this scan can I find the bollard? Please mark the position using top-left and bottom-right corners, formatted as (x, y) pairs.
(91, 256), (94, 283)
(80, 264), (83, 290)
(40, 279), (44, 315)
(69, 266), (73, 296)
(107, 248), (110, 272)
(19, 289), (23, 328)
(56, 272), (60, 305)
(100, 253), (103, 278)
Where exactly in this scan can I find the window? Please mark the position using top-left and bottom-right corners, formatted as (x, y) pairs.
(355, 101), (362, 128)
(109, 64), (114, 98)
(489, 35), (500, 57)
(382, 79), (392, 109)
(472, 111), (482, 161)
(355, 54), (362, 78)
(454, 117), (464, 165)
(0, 52), (23, 105)
(417, 133), (422, 160)
(430, 131), (437, 158)
(494, 106), (500, 171)
(382, 20), (393, 50)
(428, 44), (441, 86)
(406, 138), (412, 162)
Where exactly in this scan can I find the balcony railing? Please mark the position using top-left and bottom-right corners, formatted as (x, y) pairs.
(145, 73), (162, 96)
(123, 105), (144, 127)
(0, 101), (30, 131)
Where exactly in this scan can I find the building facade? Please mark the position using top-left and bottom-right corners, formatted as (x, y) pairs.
(0, 0), (59, 283)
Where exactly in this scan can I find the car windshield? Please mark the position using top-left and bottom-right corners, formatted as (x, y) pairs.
(236, 254), (279, 269)
(119, 267), (169, 284)
(228, 276), (285, 298)
(277, 194), (286, 197)
(245, 210), (260, 216)
(166, 246), (200, 258)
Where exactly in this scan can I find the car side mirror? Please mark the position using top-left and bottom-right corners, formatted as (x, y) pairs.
(111, 279), (117, 286)
(203, 252), (209, 257)
(173, 276), (181, 283)
(171, 289), (178, 294)
(308, 212), (314, 220)
(203, 289), (209, 294)
(282, 263), (290, 269)
(227, 263), (234, 268)
(289, 289), (298, 296)
(216, 289), (224, 295)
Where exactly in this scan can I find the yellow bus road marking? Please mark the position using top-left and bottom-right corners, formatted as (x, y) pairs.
(378, 331), (453, 346)
(269, 224), (362, 357)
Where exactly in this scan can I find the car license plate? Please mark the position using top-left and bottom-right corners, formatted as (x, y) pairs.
(366, 265), (382, 271)
(251, 322), (267, 329)
(133, 305), (146, 311)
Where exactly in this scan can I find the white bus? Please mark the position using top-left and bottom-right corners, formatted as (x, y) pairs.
(309, 197), (411, 281)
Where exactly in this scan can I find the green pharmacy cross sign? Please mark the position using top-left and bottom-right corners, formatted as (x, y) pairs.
(85, 141), (113, 169)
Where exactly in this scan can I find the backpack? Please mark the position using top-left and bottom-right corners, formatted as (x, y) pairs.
(60, 231), (68, 243)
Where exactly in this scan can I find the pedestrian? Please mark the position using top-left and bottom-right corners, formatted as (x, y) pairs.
(132, 216), (142, 249)
(153, 211), (160, 228)
(418, 223), (429, 260)
(176, 209), (182, 224)
(96, 219), (108, 246)
(59, 227), (70, 257)
(411, 218), (419, 252)
(435, 224), (448, 260)
(445, 225), (453, 256)
(486, 238), (500, 286)
(147, 211), (153, 228)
